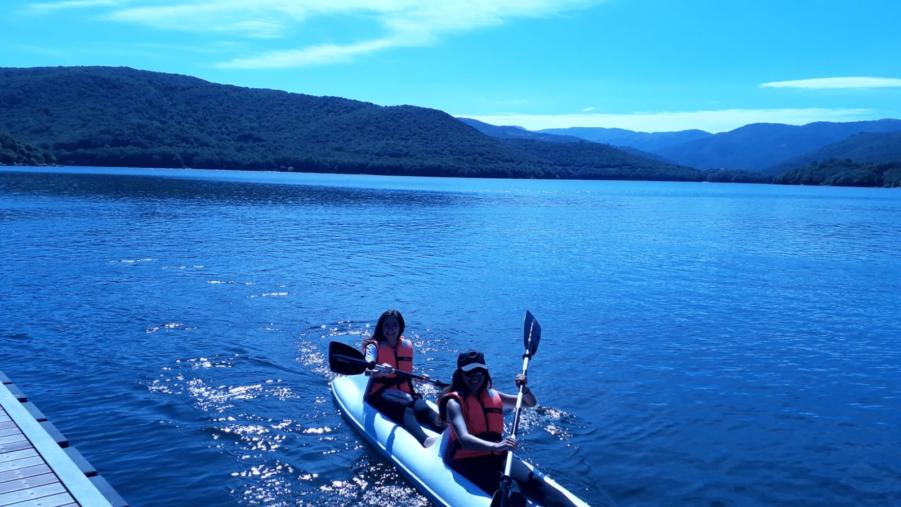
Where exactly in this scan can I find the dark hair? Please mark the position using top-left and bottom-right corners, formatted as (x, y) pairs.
(371, 309), (405, 343)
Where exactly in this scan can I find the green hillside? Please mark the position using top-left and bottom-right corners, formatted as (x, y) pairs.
(0, 66), (698, 181)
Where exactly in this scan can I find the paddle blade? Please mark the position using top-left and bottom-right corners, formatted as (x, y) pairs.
(490, 480), (510, 507)
(328, 341), (369, 375)
(490, 477), (525, 507)
(523, 311), (541, 357)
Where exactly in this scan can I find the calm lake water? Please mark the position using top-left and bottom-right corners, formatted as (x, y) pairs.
(1, 166), (900, 507)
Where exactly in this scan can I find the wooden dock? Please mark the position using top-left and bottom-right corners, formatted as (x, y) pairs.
(0, 371), (126, 507)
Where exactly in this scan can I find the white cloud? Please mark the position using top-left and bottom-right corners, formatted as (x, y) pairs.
(28, 0), (603, 67)
(462, 108), (875, 133)
(217, 0), (602, 67)
(581, 106), (595, 112)
(761, 77), (901, 89)
(220, 38), (398, 68)
(27, 0), (131, 13)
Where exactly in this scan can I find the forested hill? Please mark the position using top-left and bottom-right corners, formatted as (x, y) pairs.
(773, 132), (901, 173)
(0, 133), (56, 165)
(0, 66), (701, 181)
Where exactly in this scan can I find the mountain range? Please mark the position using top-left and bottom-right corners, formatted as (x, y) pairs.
(535, 120), (901, 173)
(539, 127), (712, 154)
(1, 66), (899, 187)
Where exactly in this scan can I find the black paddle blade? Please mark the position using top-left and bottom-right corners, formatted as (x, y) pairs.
(490, 480), (510, 507)
(523, 311), (541, 357)
(328, 341), (369, 375)
(490, 477), (525, 507)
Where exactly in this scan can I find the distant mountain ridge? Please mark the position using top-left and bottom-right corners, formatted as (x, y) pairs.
(656, 119), (901, 171)
(0, 66), (699, 181)
(533, 120), (901, 173)
(539, 126), (713, 153)
(464, 119), (676, 164)
(458, 118), (582, 143)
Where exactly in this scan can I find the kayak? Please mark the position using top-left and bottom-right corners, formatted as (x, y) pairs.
(331, 373), (590, 506)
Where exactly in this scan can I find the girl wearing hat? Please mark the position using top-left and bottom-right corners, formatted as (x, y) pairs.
(439, 350), (575, 506)
(362, 309), (443, 446)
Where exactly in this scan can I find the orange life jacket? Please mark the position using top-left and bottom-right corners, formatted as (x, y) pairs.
(362, 337), (414, 399)
(439, 389), (505, 461)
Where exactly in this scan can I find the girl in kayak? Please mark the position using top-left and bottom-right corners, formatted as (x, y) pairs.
(439, 350), (578, 506)
(362, 309), (444, 446)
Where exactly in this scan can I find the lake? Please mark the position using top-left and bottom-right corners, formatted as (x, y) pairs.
(1, 166), (899, 506)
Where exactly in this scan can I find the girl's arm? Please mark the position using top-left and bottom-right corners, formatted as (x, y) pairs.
(498, 373), (537, 409)
(363, 343), (392, 378)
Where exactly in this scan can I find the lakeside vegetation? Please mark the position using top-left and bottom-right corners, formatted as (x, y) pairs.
(774, 159), (901, 187)
(0, 133), (56, 166)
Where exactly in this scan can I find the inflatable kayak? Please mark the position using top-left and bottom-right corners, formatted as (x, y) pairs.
(331, 373), (589, 506)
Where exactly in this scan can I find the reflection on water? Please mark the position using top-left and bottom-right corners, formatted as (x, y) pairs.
(0, 168), (469, 209)
(1, 167), (900, 506)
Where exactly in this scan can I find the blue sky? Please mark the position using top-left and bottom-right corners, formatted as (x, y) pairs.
(2, 0), (900, 132)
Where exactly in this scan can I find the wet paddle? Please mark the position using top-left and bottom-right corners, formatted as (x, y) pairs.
(491, 311), (542, 507)
(328, 341), (449, 388)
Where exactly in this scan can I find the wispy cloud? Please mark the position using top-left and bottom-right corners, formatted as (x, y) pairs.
(580, 106), (595, 112)
(218, 0), (602, 67)
(27, 0), (602, 67)
(462, 108), (874, 133)
(27, 0), (132, 13)
(761, 77), (901, 89)
(220, 38), (399, 69)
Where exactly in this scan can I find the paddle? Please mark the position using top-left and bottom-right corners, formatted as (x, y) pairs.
(491, 310), (542, 507)
(328, 340), (449, 388)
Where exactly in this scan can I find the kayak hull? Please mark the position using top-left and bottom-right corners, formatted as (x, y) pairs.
(331, 373), (590, 506)
(332, 373), (491, 506)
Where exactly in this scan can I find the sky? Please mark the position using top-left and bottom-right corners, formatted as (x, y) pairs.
(2, 0), (900, 133)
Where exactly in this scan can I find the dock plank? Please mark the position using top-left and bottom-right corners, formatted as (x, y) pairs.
(4, 491), (75, 507)
(0, 429), (22, 439)
(0, 435), (28, 446)
(0, 384), (112, 506)
(0, 473), (60, 495)
(0, 451), (37, 465)
(0, 457), (44, 474)
(0, 465), (52, 485)
(0, 481), (66, 505)
(0, 442), (31, 455)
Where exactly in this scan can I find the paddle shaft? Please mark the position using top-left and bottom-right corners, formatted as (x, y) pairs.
(502, 332), (535, 478)
(373, 363), (446, 387)
(332, 351), (448, 388)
